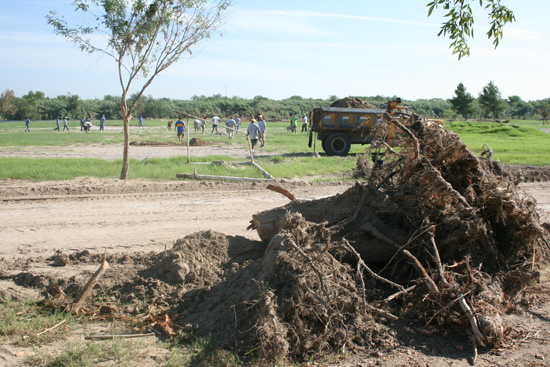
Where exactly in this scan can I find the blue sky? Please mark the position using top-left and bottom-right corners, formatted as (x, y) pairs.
(0, 0), (548, 102)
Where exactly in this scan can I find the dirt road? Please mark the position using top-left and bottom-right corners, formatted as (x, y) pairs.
(0, 178), (351, 259)
(1, 178), (548, 260)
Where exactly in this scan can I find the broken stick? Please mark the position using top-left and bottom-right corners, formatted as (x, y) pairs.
(68, 251), (109, 313)
(266, 184), (295, 201)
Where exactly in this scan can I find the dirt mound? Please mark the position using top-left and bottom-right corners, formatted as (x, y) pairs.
(189, 137), (211, 146)
(330, 97), (377, 109)
(508, 165), (550, 182)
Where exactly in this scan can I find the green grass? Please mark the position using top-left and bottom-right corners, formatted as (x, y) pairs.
(27, 338), (151, 367)
(1, 118), (549, 182)
(0, 299), (77, 347)
(445, 120), (550, 165)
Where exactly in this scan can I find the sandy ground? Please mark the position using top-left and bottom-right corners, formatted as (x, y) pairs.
(0, 178), (351, 260)
(0, 141), (254, 161)
(1, 178), (547, 262)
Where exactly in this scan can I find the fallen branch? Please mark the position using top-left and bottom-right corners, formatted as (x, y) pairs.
(429, 235), (487, 348)
(68, 251), (109, 313)
(85, 332), (156, 340)
(36, 319), (67, 336)
(342, 240), (404, 291)
(266, 184), (295, 201)
(383, 285), (417, 303)
(360, 222), (439, 293)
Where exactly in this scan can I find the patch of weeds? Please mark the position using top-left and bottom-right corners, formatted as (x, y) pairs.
(186, 334), (242, 367)
(270, 156), (284, 163)
(0, 299), (76, 346)
(27, 338), (149, 367)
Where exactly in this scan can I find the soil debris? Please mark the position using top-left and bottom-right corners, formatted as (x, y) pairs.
(330, 97), (377, 109)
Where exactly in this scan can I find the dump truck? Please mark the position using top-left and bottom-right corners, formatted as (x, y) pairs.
(308, 98), (430, 156)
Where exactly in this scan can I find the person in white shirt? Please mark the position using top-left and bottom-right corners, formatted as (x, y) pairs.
(212, 115), (220, 133)
(226, 117), (236, 139)
(246, 119), (262, 154)
(257, 116), (266, 147)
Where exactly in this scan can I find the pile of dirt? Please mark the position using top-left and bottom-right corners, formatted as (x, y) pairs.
(507, 165), (550, 182)
(330, 97), (377, 109)
(189, 137), (211, 146)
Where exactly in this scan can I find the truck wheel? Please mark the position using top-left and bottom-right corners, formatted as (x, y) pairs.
(325, 133), (351, 156)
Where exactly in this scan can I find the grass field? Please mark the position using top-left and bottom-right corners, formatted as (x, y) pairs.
(1, 118), (549, 181)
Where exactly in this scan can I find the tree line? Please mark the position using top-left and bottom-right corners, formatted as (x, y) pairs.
(1, 83), (548, 123)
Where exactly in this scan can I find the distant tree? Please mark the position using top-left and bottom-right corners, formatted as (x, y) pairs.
(478, 81), (507, 119)
(47, 0), (232, 180)
(540, 102), (550, 125)
(449, 83), (475, 119)
(507, 95), (533, 120)
(0, 89), (18, 122)
(427, 0), (515, 59)
(15, 91), (47, 120)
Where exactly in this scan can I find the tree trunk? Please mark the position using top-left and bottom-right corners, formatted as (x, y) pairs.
(120, 106), (131, 180)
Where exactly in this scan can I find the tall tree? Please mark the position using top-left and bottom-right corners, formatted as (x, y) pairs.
(449, 83), (475, 119)
(47, 0), (232, 179)
(478, 81), (507, 119)
(0, 89), (18, 123)
(427, 0), (515, 59)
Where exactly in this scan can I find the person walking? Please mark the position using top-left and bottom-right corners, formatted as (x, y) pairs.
(290, 114), (298, 133)
(226, 116), (236, 139)
(235, 116), (241, 131)
(175, 117), (186, 143)
(24, 117), (30, 132)
(63, 116), (70, 131)
(138, 116), (144, 130)
(99, 115), (106, 131)
(246, 118), (262, 154)
(201, 116), (206, 134)
(167, 120), (173, 131)
(212, 115), (220, 133)
(54, 116), (60, 131)
(80, 117), (85, 131)
(257, 116), (266, 147)
(301, 114), (308, 132)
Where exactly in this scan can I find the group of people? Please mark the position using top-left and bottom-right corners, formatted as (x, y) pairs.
(289, 113), (308, 133)
(168, 113), (310, 155)
(54, 116), (70, 131)
(23, 115), (107, 132)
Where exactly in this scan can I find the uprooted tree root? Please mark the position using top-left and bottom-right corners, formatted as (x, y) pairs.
(245, 115), (549, 361)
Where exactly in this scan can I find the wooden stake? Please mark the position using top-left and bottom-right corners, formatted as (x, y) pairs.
(186, 118), (190, 163)
(69, 251), (109, 313)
